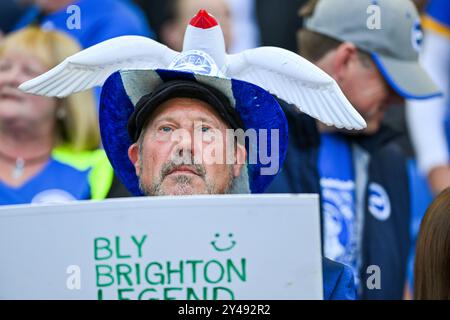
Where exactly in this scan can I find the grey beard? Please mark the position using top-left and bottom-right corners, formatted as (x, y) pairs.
(138, 163), (235, 196)
(142, 174), (218, 196)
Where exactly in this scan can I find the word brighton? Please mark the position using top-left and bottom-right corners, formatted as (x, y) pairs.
(94, 236), (247, 300)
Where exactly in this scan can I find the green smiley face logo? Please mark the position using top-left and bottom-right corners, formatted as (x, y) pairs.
(211, 233), (236, 252)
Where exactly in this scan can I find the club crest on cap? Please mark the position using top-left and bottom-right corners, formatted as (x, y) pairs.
(411, 19), (424, 52)
(168, 50), (220, 77)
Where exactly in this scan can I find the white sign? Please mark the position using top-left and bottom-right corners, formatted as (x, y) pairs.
(0, 194), (323, 300)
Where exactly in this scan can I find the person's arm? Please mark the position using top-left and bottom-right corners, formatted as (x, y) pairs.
(406, 30), (450, 194)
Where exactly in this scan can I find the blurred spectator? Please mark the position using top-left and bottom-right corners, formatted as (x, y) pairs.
(267, 0), (440, 300)
(0, 27), (126, 205)
(132, 0), (168, 42)
(380, 0), (434, 159)
(14, 0), (153, 49)
(407, 0), (450, 195)
(256, 0), (307, 52)
(0, 0), (30, 35)
(414, 187), (450, 299)
(135, 0), (257, 53)
(226, 0), (260, 52)
(159, 0), (233, 52)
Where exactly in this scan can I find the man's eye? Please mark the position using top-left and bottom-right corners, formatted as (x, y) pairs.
(201, 126), (210, 133)
(159, 126), (172, 133)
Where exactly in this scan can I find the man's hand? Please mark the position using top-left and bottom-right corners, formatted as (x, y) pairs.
(428, 165), (450, 195)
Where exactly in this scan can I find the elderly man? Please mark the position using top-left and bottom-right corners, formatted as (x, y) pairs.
(20, 9), (366, 299)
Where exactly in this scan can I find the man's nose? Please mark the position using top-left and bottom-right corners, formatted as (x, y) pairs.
(170, 129), (196, 163)
(171, 127), (206, 164)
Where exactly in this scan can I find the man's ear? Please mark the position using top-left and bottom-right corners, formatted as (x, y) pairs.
(333, 42), (358, 81)
(232, 143), (247, 178)
(128, 143), (141, 175)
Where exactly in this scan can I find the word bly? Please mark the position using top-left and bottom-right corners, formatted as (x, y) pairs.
(94, 235), (147, 261)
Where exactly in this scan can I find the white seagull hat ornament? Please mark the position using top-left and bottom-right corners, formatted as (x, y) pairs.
(19, 9), (366, 130)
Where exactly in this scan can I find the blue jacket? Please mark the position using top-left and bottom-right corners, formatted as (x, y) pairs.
(267, 101), (410, 300)
(323, 258), (356, 300)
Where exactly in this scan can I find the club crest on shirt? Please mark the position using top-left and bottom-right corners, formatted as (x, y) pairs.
(31, 189), (76, 204)
(368, 182), (391, 221)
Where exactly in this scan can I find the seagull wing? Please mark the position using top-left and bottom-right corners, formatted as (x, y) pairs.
(19, 36), (178, 98)
(226, 47), (366, 130)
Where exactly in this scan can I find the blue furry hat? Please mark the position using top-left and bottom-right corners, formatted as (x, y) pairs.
(100, 68), (288, 196)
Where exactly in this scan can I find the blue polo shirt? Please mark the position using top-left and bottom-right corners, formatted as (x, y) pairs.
(0, 148), (114, 206)
(0, 158), (90, 205)
(15, 0), (153, 49)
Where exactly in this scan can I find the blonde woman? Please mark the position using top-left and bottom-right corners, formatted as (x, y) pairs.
(0, 27), (122, 205)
